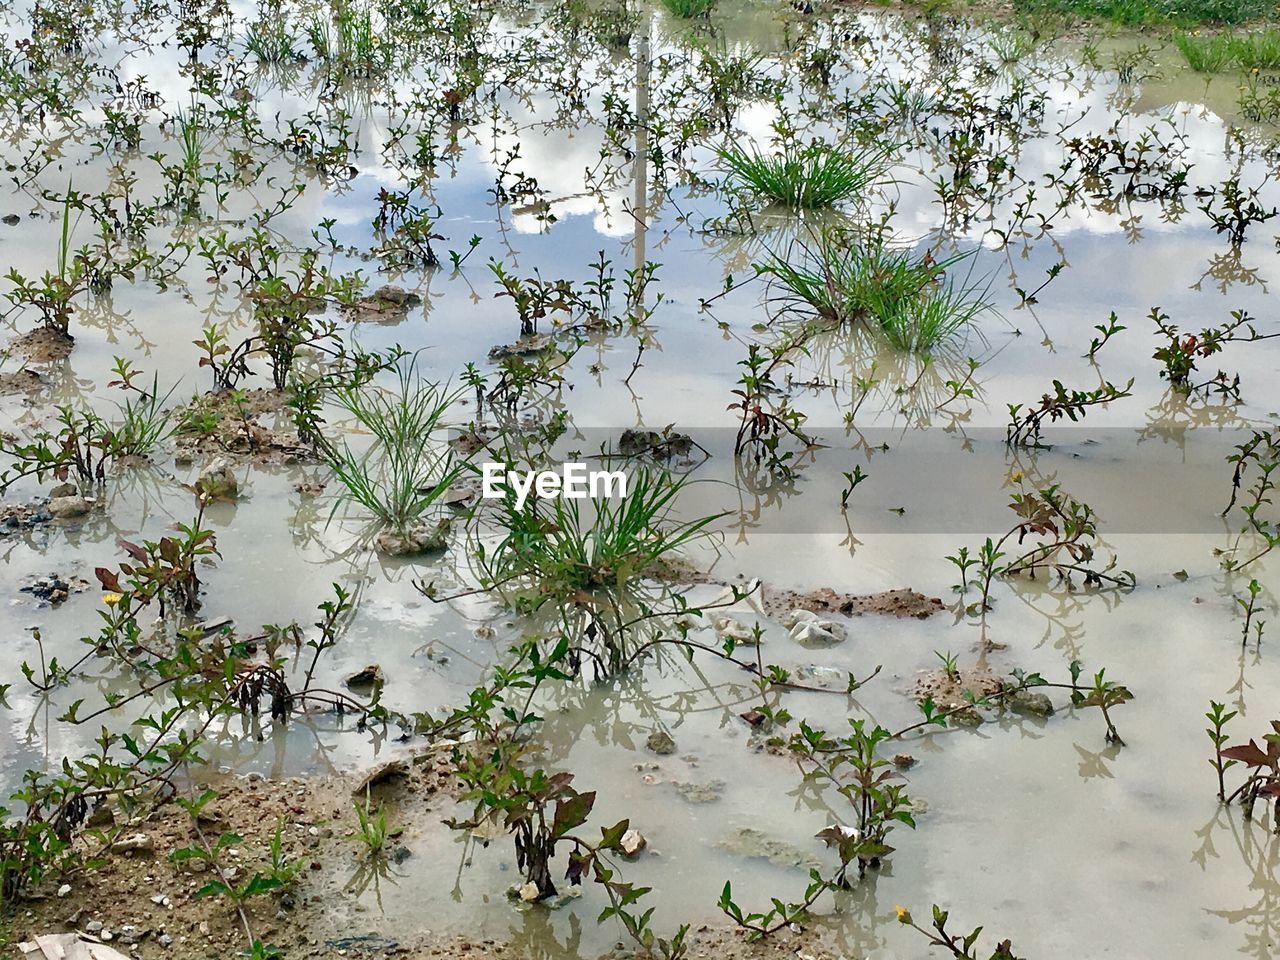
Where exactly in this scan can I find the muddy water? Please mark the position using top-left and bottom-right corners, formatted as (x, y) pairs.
(1, 1), (1279, 957)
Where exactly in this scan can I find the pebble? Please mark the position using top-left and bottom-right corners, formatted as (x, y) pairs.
(85, 920), (103, 934)
(56, 883), (71, 897)
(47, 495), (90, 519)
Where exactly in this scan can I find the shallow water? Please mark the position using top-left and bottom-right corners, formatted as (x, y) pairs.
(1, 1), (1279, 956)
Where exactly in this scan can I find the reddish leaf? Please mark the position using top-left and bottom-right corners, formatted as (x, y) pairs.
(1221, 741), (1270, 767)
(95, 567), (121, 592)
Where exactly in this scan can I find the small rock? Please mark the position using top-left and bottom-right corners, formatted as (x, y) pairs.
(115, 832), (153, 853)
(85, 920), (104, 934)
(488, 333), (552, 360)
(345, 664), (385, 692)
(57, 883), (71, 897)
(196, 459), (238, 500)
(48, 482), (78, 498)
(2, 214), (19, 226)
(789, 618), (847, 646)
(712, 615), (758, 645)
(158, 933), (174, 948)
(645, 730), (676, 756)
(47, 495), (90, 519)
(893, 753), (916, 769)
(619, 829), (646, 858)
(119, 925), (145, 944)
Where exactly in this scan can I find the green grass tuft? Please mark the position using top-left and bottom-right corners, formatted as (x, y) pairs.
(1175, 29), (1280, 71)
(718, 141), (892, 210)
(1017, 0), (1273, 27)
(323, 356), (464, 534)
(765, 231), (990, 353)
(658, 0), (716, 17)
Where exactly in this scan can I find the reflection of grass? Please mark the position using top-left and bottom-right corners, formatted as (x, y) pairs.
(1017, 0), (1271, 26)
(659, 0), (715, 17)
(718, 141), (890, 210)
(1176, 30), (1280, 71)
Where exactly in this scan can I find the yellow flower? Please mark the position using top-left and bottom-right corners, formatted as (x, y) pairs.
(895, 905), (912, 924)
(102, 592), (123, 605)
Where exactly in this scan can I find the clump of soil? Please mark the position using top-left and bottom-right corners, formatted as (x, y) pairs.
(761, 585), (943, 621)
(343, 284), (421, 323)
(173, 389), (314, 465)
(8, 326), (74, 362)
(0, 368), (43, 395)
(10, 751), (846, 960)
(913, 666), (1003, 714)
(11, 749), (457, 960)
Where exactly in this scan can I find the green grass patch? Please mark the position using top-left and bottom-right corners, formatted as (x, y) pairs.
(765, 231), (990, 353)
(1175, 28), (1280, 70)
(1016, 0), (1272, 27)
(718, 141), (892, 210)
(658, 0), (715, 18)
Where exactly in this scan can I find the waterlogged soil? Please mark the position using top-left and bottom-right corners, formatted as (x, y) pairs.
(1, 0), (1280, 957)
(8, 754), (836, 960)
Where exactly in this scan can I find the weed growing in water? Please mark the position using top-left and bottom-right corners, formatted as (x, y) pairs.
(658, 0), (715, 18)
(766, 230), (990, 352)
(1223, 428), (1280, 571)
(1005, 378), (1133, 447)
(321, 356), (466, 538)
(895, 903), (1025, 959)
(948, 485), (1135, 612)
(1150, 306), (1278, 397)
(1175, 29), (1280, 72)
(718, 140), (891, 209)
(353, 795), (392, 854)
(484, 467), (717, 598)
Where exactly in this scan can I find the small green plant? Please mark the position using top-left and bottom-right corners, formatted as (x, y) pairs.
(840, 466), (868, 508)
(895, 903), (1025, 959)
(1173, 31), (1235, 72)
(1006, 378), (1133, 447)
(718, 140), (891, 209)
(949, 486), (1135, 612)
(1207, 701), (1239, 802)
(1236, 578), (1265, 647)
(321, 356), (466, 536)
(353, 795), (391, 854)
(1150, 306), (1278, 396)
(1086, 312), (1126, 358)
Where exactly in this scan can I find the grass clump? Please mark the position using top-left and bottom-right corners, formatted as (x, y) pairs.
(718, 141), (892, 210)
(659, 0), (716, 17)
(322, 356), (464, 535)
(488, 468), (717, 596)
(1175, 29), (1280, 71)
(1017, 0), (1272, 27)
(766, 231), (990, 352)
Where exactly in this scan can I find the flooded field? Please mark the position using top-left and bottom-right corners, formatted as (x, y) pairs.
(1, 0), (1279, 957)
